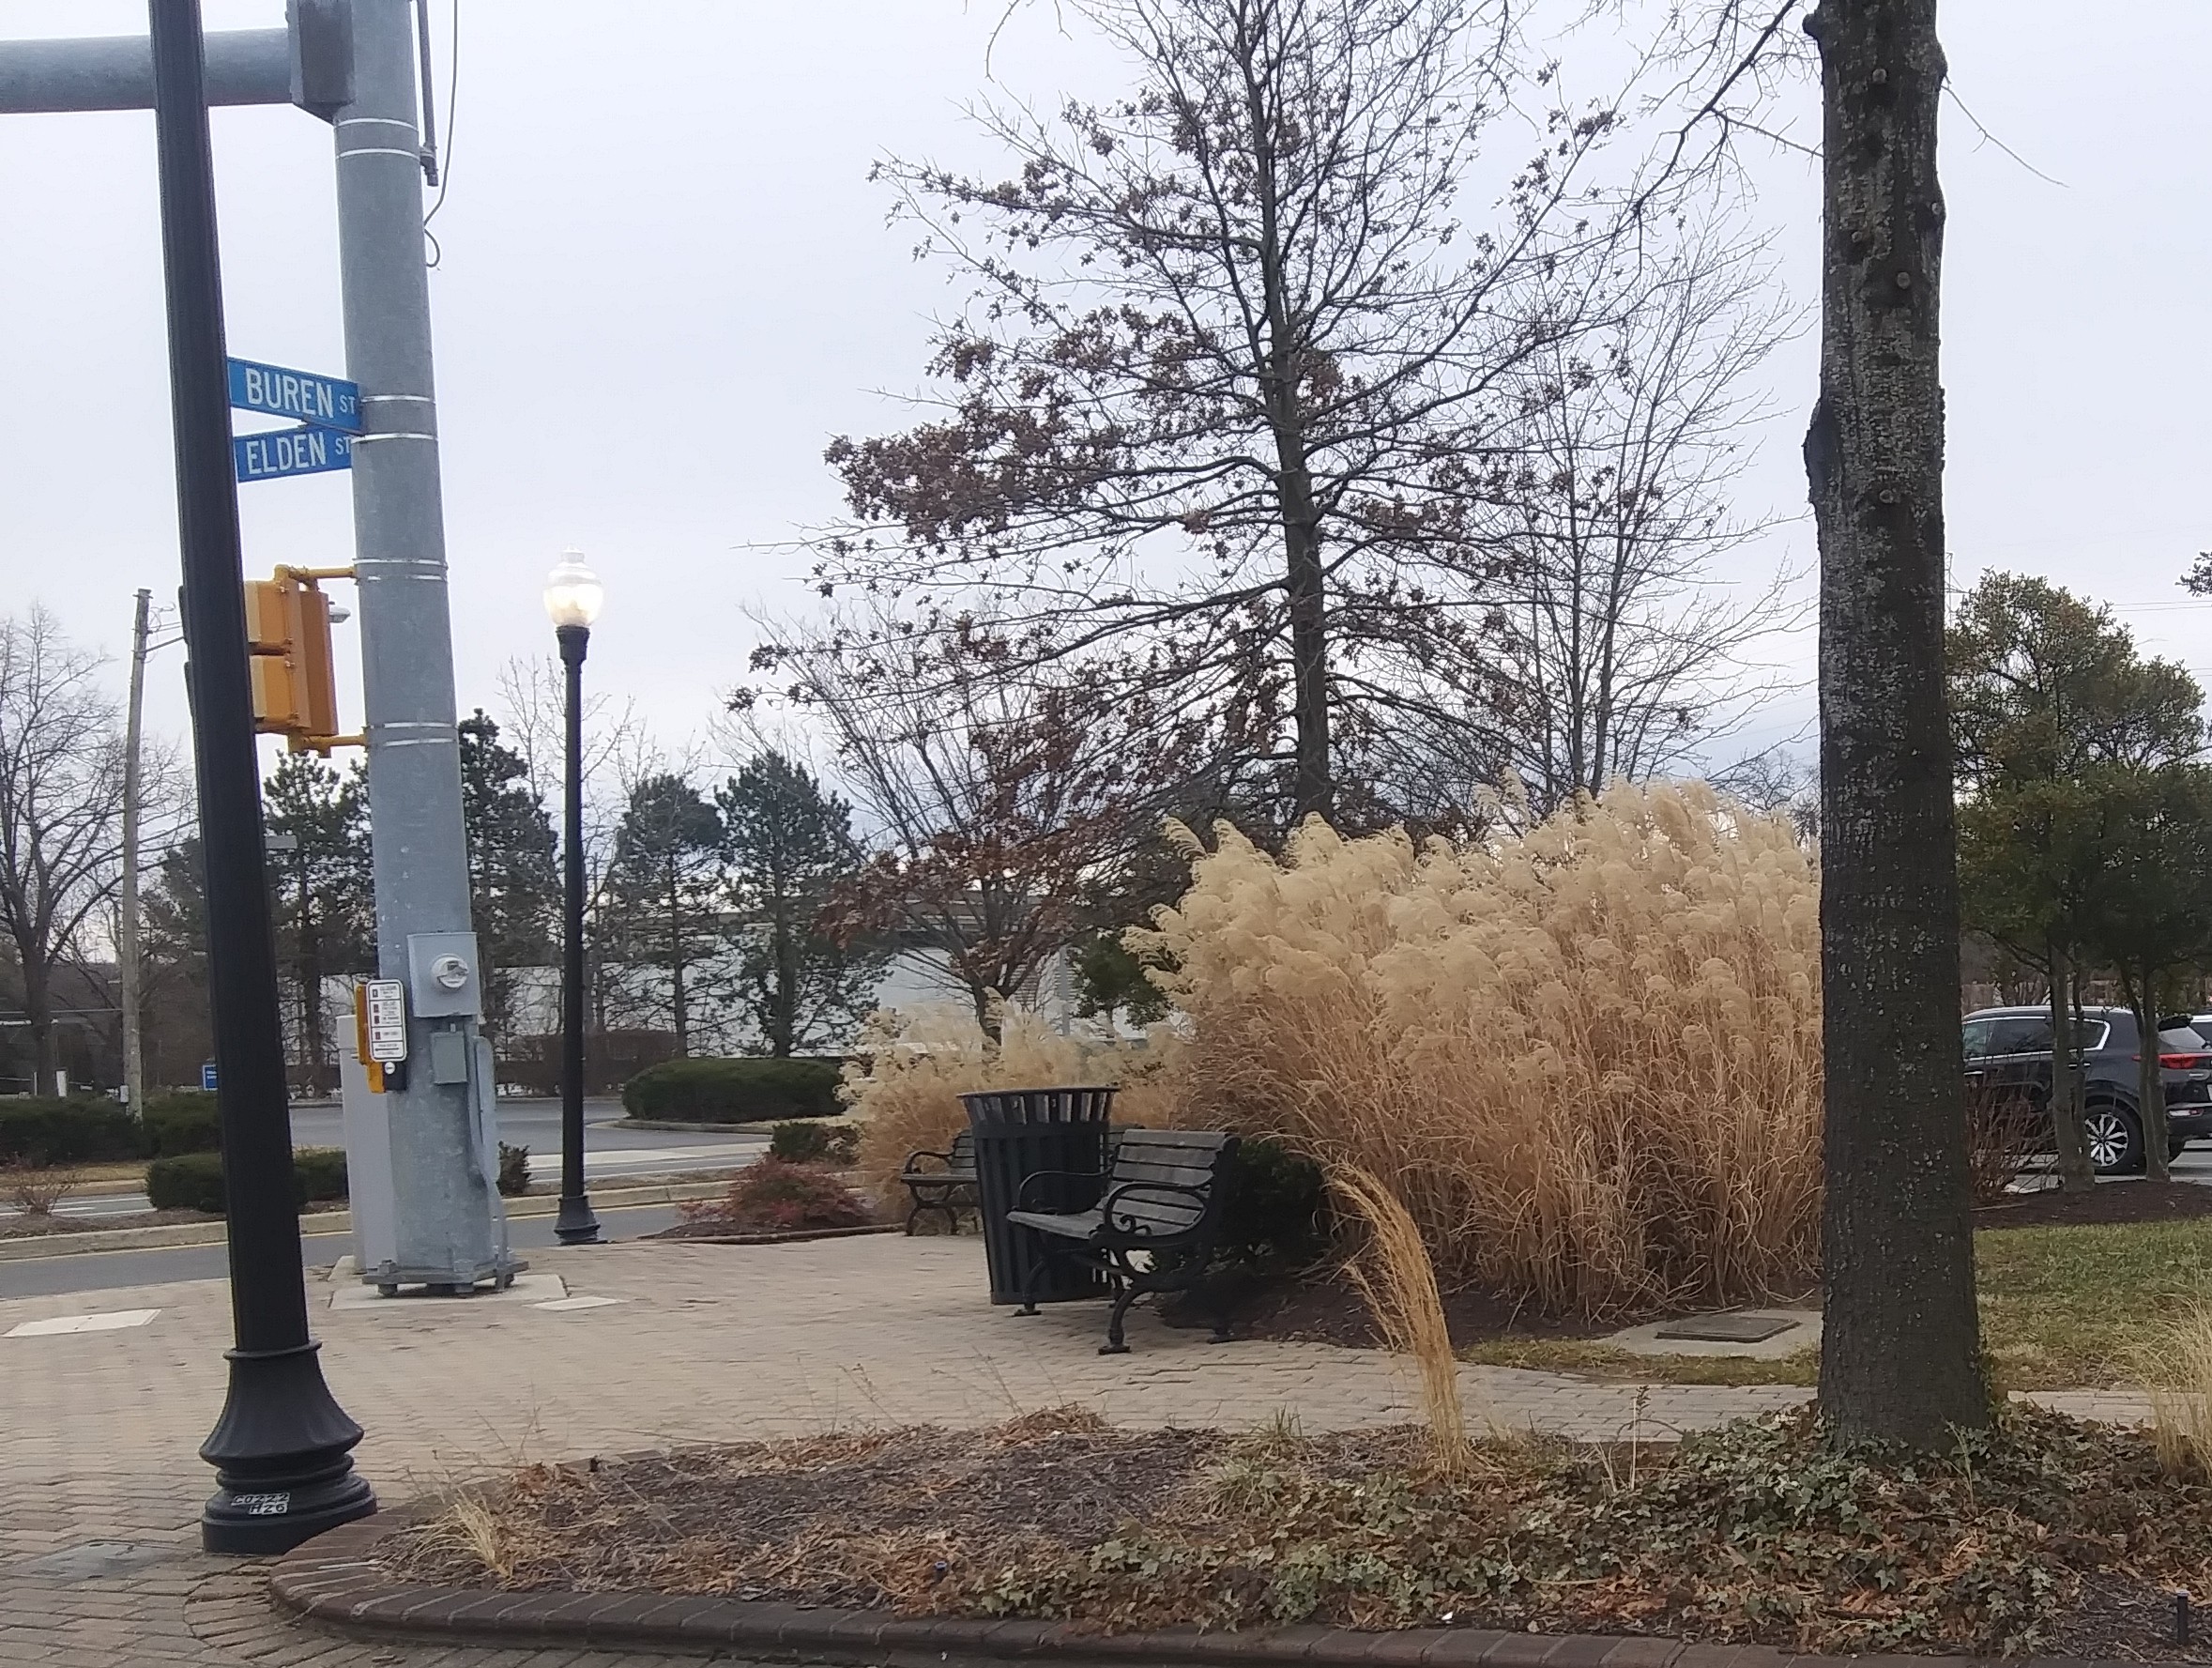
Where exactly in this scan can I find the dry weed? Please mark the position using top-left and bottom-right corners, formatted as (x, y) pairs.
(1334, 1166), (1472, 1474)
(1135, 780), (1823, 1318)
(4, 1161), (81, 1217)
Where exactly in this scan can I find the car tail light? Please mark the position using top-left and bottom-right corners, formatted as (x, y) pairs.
(2162, 1053), (2210, 1068)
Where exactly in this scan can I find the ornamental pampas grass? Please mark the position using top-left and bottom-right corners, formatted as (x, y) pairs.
(1136, 780), (1822, 1319)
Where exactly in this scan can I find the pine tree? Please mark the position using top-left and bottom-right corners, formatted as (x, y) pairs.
(458, 711), (559, 1043)
(718, 752), (884, 1057)
(262, 754), (374, 1090)
(605, 773), (725, 1056)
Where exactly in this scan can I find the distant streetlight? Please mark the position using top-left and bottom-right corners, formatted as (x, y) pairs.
(544, 550), (603, 1246)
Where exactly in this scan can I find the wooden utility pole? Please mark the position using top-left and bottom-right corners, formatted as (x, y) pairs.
(120, 587), (152, 1116)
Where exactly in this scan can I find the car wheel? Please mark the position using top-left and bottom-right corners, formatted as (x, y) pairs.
(2083, 1106), (2143, 1175)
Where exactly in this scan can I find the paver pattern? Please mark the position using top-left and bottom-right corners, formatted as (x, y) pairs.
(0, 1234), (2150, 1667)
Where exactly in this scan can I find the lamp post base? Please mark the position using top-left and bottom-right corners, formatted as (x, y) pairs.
(199, 1340), (376, 1554)
(554, 1193), (602, 1245)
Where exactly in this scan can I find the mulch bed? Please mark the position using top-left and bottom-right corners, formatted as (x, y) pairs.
(644, 1221), (899, 1245)
(374, 1404), (2212, 1660)
(1165, 1264), (1623, 1348)
(1975, 1178), (2212, 1231)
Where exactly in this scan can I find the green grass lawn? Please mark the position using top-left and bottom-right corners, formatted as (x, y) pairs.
(1976, 1217), (2212, 1387)
(1463, 1219), (2212, 1392)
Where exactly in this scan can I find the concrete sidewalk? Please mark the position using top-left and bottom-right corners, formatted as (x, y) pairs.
(0, 1234), (2150, 1668)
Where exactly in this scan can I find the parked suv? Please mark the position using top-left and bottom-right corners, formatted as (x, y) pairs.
(1960, 1006), (2212, 1173)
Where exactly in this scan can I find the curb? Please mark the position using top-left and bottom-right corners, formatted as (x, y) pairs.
(0, 1180), (729, 1263)
(617, 1118), (827, 1135)
(270, 1515), (2173, 1668)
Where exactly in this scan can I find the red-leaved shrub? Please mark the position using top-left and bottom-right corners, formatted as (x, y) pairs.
(679, 1157), (874, 1233)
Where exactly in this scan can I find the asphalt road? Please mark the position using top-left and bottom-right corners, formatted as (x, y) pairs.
(3, 1097), (764, 1223)
(0, 1201), (684, 1301)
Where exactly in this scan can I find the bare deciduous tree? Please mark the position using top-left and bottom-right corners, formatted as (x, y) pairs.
(1483, 236), (1800, 813)
(1802, 0), (1988, 1445)
(0, 609), (129, 1094)
(816, 0), (1649, 824)
(769, 617), (1219, 1033)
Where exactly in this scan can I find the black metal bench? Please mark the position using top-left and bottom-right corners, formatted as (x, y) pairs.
(1006, 1128), (1241, 1354)
(899, 1127), (979, 1234)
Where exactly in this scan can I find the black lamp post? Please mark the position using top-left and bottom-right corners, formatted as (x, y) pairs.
(146, 0), (374, 1553)
(545, 551), (603, 1246)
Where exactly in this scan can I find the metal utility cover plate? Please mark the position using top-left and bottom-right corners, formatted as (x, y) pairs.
(1654, 1312), (1799, 1343)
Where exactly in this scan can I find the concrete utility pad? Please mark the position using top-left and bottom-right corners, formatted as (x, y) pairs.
(1604, 1308), (1822, 1358)
(327, 1270), (567, 1310)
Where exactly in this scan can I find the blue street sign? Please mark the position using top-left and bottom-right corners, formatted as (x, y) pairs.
(226, 357), (361, 435)
(234, 424), (353, 482)
(201, 1061), (219, 1092)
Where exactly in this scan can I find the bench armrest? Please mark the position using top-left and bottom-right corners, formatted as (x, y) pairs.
(1014, 1168), (1106, 1211)
(1098, 1179), (1213, 1239)
(901, 1148), (955, 1175)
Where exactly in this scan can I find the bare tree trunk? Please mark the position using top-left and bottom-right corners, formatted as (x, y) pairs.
(771, 911), (800, 1058)
(1806, 0), (1988, 1445)
(2048, 946), (2094, 1190)
(21, 954), (58, 1096)
(2136, 976), (2172, 1183)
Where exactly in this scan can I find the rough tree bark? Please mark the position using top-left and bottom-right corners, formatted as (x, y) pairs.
(1805, 0), (1989, 1445)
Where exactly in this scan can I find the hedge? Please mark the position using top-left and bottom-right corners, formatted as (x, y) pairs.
(145, 1147), (348, 1214)
(142, 1090), (222, 1156)
(0, 1096), (142, 1166)
(621, 1057), (845, 1123)
(769, 1120), (861, 1166)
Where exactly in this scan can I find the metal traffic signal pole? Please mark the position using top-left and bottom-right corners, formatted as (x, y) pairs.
(145, 0), (374, 1554)
(0, 2), (511, 1295)
(333, 0), (511, 1295)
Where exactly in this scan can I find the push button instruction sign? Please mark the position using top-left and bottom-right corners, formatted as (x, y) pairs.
(362, 979), (407, 1063)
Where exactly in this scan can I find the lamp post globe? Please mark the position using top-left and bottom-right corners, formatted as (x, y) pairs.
(543, 550), (604, 629)
(549, 549), (602, 1246)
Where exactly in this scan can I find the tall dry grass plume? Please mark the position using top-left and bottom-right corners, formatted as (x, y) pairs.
(845, 1005), (1172, 1206)
(1135, 780), (1823, 1319)
(2142, 1304), (2212, 1477)
(1335, 1165), (1472, 1474)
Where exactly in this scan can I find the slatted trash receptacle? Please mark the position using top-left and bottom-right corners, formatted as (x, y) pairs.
(961, 1084), (1116, 1306)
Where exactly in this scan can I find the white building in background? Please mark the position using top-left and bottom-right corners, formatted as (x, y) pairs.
(301, 943), (1085, 1075)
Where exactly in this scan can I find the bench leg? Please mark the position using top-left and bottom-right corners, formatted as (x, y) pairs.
(1100, 1279), (1137, 1354)
(904, 1200), (921, 1235)
(1017, 1241), (1051, 1316)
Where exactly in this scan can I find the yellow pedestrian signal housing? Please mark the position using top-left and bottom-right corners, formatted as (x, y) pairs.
(246, 566), (358, 753)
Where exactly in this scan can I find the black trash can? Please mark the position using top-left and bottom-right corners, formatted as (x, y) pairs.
(961, 1085), (1116, 1306)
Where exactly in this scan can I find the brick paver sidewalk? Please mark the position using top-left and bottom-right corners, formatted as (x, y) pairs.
(0, 1235), (2148, 1667)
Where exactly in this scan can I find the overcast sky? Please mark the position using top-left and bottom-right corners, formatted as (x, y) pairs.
(2, 0), (2208, 788)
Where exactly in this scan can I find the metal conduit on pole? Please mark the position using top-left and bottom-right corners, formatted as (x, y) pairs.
(145, 0), (374, 1555)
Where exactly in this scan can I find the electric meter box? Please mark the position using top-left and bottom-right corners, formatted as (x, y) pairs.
(404, 930), (482, 1018)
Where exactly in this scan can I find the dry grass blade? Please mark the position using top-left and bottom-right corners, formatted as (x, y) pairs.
(1333, 1165), (1471, 1474)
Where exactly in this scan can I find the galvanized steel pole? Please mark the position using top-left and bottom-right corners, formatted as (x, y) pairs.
(335, 0), (507, 1290)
